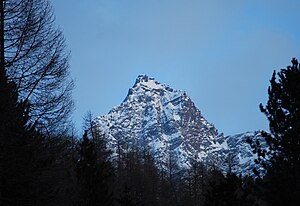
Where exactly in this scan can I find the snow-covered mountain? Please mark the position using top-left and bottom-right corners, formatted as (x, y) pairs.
(225, 131), (264, 176)
(94, 75), (261, 176)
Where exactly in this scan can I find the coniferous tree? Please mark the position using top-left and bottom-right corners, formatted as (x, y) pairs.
(0, 1), (76, 204)
(204, 171), (254, 206)
(249, 58), (300, 205)
(0, 25), (49, 204)
(40, 134), (79, 205)
(0, 0), (74, 134)
(141, 151), (160, 206)
(204, 170), (226, 206)
(76, 130), (113, 206)
(184, 160), (208, 206)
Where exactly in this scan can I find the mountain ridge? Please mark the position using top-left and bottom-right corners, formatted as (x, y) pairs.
(94, 75), (261, 176)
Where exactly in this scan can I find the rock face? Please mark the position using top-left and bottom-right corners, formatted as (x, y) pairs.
(225, 131), (263, 176)
(94, 75), (261, 175)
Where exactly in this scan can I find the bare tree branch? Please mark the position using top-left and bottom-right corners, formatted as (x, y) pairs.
(2, 0), (74, 133)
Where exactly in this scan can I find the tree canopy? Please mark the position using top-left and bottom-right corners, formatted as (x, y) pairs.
(1, 0), (74, 134)
(250, 58), (300, 205)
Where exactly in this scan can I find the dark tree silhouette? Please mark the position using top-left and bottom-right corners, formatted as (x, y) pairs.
(0, 0), (74, 134)
(250, 58), (300, 205)
(117, 184), (136, 206)
(0, 2), (77, 204)
(184, 160), (207, 205)
(204, 170), (226, 206)
(204, 171), (255, 206)
(76, 131), (113, 206)
(0, 25), (48, 204)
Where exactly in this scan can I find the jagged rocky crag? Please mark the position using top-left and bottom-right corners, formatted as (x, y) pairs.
(94, 75), (261, 175)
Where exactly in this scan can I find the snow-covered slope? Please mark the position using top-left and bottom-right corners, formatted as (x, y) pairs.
(94, 75), (228, 169)
(225, 131), (263, 176)
(94, 75), (262, 176)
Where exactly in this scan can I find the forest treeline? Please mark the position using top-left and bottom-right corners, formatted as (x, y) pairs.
(0, 0), (300, 205)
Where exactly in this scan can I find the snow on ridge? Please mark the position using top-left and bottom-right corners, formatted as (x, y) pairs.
(94, 75), (261, 177)
(133, 74), (184, 93)
(95, 75), (222, 170)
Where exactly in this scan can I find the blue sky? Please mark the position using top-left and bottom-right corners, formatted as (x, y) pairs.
(52, 0), (300, 135)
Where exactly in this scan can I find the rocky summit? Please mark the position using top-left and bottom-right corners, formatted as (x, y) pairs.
(94, 75), (262, 176)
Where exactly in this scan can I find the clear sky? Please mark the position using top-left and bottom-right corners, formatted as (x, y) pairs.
(51, 0), (300, 135)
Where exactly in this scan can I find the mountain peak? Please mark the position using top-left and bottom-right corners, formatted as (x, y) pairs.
(125, 75), (185, 103)
(134, 74), (162, 90)
(95, 75), (225, 170)
(94, 75), (260, 176)
(135, 74), (151, 83)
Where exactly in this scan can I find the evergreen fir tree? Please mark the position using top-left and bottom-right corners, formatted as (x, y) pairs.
(204, 171), (254, 206)
(76, 130), (113, 206)
(250, 58), (300, 205)
(204, 170), (226, 206)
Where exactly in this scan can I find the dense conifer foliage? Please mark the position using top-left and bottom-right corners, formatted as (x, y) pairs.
(76, 130), (113, 206)
(249, 58), (300, 206)
(0, 32), (77, 204)
(204, 172), (257, 206)
(0, 45), (35, 204)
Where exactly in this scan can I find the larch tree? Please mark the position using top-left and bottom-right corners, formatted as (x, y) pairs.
(0, 1), (76, 204)
(0, 0), (74, 134)
(0, 12), (47, 203)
